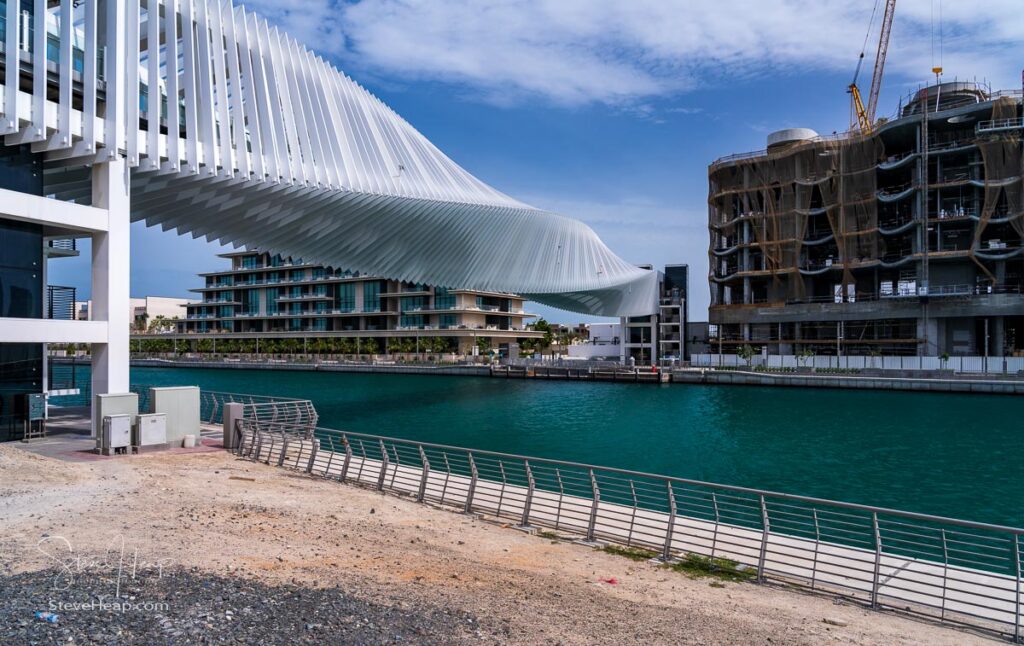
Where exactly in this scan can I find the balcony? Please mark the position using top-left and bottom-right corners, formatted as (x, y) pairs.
(45, 238), (79, 258)
(44, 286), (76, 320)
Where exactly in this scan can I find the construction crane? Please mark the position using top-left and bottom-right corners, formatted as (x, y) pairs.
(848, 0), (896, 133)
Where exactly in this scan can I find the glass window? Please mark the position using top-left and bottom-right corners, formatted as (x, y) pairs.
(400, 296), (425, 312)
(439, 314), (458, 329)
(434, 287), (454, 310)
(266, 287), (279, 313)
(400, 314), (424, 328)
(337, 283), (355, 312)
(363, 281), (381, 312)
(246, 290), (259, 315)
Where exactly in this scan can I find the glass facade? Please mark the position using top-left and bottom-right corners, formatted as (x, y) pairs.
(0, 220), (42, 318)
(0, 343), (42, 441)
(245, 290), (259, 315)
(434, 287), (454, 310)
(265, 287), (279, 313)
(0, 194), (43, 438)
(439, 314), (458, 329)
(400, 296), (425, 312)
(363, 281), (381, 312)
(400, 314), (424, 328)
(337, 283), (355, 312)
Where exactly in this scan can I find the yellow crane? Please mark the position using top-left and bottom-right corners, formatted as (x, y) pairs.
(849, 0), (896, 133)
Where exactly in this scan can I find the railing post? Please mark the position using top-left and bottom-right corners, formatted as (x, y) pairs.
(871, 512), (883, 609)
(339, 436), (352, 482)
(586, 469), (600, 542)
(232, 418), (245, 455)
(662, 481), (677, 562)
(464, 452), (478, 513)
(277, 434), (288, 467)
(376, 439), (388, 490)
(519, 460), (535, 528)
(305, 438), (319, 474)
(1014, 533), (1021, 644)
(710, 492), (721, 559)
(756, 495), (770, 583)
(810, 509), (821, 591)
(554, 468), (565, 531)
(254, 430), (265, 462)
(939, 528), (949, 619)
(323, 436), (336, 476)
(417, 446), (430, 502)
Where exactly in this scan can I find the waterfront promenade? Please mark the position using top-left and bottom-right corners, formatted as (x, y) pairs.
(0, 440), (994, 645)
(236, 423), (1023, 640)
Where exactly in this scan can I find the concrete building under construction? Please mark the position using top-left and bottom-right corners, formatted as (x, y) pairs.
(708, 83), (1024, 356)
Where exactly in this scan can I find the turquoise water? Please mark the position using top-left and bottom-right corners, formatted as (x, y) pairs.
(89, 366), (1024, 527)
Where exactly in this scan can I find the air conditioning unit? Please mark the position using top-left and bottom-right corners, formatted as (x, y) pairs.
(98, 414), (132, 455)
(133, 413), (168, 452)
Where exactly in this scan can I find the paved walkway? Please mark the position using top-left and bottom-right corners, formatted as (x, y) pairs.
(10, 408), (222, 463)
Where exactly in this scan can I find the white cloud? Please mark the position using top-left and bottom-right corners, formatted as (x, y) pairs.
(241, 0), (1024, 107)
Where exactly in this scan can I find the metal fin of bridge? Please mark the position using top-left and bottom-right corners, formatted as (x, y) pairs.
(3, 0), (657, 316)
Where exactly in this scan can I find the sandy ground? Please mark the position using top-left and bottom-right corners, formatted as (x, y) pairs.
(0, 443), (997, 645)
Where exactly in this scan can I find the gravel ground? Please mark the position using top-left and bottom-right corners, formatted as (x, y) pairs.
(0, 443), (995, 645)
(1, 567), (488, 644)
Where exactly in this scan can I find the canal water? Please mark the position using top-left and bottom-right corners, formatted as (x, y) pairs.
(75, 365), (1024, 527)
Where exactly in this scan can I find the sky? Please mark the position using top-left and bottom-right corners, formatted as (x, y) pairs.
(49, 0), (1023, 323)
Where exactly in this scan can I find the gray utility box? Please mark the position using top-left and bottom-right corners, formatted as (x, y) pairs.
(98, 414), (133, 455)
(133, 413), (169, 452)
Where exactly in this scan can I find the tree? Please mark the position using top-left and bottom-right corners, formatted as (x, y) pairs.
(797, 346), (815, 367)
(531, 318), (553, 349)
(737, 344), (757, 367)
(147, 315), (175, 334)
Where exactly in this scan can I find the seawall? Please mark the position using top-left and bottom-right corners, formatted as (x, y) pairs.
(671, 368), (1024, 395)
(128, 358), (490, 377)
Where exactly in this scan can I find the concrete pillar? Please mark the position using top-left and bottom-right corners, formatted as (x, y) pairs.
(992, 317), (1006, 357)
(90, 159), (131, 434)
(916, 316), (938, 356)
(223, 402), (245, 449)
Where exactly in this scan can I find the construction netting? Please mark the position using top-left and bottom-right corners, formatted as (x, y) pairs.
(972, 97), (1024, 281)
(709, 95), (1024, 303)
(708, 133), (884, 302)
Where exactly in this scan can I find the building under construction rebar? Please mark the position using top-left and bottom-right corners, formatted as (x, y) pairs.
(707, 82), (1024, 356)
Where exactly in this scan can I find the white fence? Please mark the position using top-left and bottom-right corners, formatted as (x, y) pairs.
(692, 354), (1024, 375)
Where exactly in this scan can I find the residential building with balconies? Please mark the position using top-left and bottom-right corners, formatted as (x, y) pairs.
(171, 250), (541, 355)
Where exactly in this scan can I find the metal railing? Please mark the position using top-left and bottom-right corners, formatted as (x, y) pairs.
(233, 418), (1023, 642)
(45, 285), (76, 320)
(977, 117), (1024, 133)
(693, 353), (1024, 375)
(199, 390), (317, 431)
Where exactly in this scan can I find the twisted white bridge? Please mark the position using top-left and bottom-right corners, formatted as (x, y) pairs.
(1, 0), (656, 316)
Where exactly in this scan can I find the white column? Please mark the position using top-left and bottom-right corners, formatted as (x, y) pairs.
(91, 159), (131, 433)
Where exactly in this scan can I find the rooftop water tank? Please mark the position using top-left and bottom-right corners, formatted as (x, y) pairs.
(767, 128), (819, 151)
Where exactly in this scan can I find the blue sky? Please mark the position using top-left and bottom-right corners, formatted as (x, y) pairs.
(50, 0), (1022, 323)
